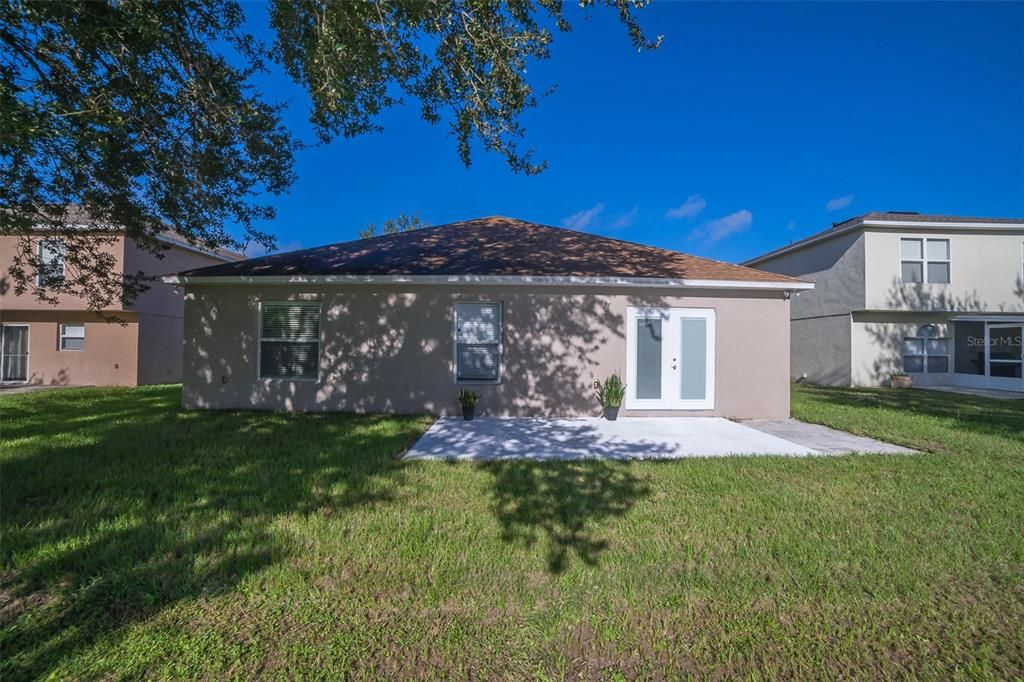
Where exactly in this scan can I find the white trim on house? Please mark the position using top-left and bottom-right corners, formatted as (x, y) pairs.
(162, 273), (814, 292)
(0, 323), (31, 384)
(154, 235), (240, 263)
(35, 239), (66, 287)
(950, 315), (1024, 322)
(256, 301), (323, 382)
(58, 322), (86, 352)
(452, 301), (503, 385)
(898, 235), (951, 284)
(743, 218), (1024, 266)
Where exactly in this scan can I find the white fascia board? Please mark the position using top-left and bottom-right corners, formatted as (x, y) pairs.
(950, 315), (1024, 323)
(860, 220), (1024, 230)
(153, 235), (238, 262)
(161, 273), (815, 291)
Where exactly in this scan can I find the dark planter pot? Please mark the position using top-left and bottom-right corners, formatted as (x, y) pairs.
(891, 375), (913, 389)
(603, 405), (620, 421)
(462, 404), (476, 421)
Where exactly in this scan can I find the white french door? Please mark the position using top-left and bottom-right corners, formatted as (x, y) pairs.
(625, 307), (715, 410)
(1, 324), (30, 383)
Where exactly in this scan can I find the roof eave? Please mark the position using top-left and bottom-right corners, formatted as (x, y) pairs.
(161, 273), (814, 292)
(743, 218), (1024, 266)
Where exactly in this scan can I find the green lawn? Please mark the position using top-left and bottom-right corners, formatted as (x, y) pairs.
(1, 384), (1022, 679)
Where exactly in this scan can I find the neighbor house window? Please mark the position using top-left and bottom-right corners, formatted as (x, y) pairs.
(900, 238), (950, 284)
(37, 240), (66, 287)
(259, 302), (321, 380)
(59, 323), (85, 351)
(902, 324), (950, 373)
(454, 302), (501, 382)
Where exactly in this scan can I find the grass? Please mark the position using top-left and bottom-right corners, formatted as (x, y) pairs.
(1, 384), (1022, 679)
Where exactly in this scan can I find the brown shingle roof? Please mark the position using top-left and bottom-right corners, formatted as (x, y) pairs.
(840, 211), (1024, 226)
(176, 216), (807, 284)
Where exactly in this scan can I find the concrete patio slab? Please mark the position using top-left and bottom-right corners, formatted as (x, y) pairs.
(404, 416), (820, 461)
(742, 419), (915, 455)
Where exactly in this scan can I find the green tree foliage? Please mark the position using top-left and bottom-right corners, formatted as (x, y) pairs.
(359, 212), (429, 239)
(0, 0), (658, 309)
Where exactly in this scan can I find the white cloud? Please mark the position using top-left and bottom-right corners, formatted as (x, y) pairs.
(562, 203), (605, 230)
(826, 194), (854, 211)
(691, 209), (753, 243)
(609, 206), (639, 229)
(786, 219), (797, 231)
(666, 194), (707, 219)
(243, 239), (302, 258)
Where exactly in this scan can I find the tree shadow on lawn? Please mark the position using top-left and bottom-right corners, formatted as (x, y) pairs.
(485, 458), (651, 574)
(459, 419), (663, 574)
(0, 387), (425, 679)
(797, 384), (1024, 446)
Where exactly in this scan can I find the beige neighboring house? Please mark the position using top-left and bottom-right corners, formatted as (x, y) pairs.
(0, 218), (243, 387)
(743, 211), (1024, 393)
(164, 216), (813, 419)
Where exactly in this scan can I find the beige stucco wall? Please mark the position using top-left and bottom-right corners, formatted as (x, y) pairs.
(180, 284), (793, 419)
(864, 229), (1024, 313)
(850, 311), (954, 387)
(0, 310), (139, 386)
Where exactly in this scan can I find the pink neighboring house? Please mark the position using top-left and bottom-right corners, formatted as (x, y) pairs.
(0, 218), (242, 387)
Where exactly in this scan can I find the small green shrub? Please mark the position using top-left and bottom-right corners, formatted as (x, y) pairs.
(596, 374), (626, 408)
(458, 389), (480, 407)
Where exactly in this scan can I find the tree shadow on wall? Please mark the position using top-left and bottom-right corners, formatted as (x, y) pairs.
(861, 279), (1008, 384)
(186, 286), (732, 415)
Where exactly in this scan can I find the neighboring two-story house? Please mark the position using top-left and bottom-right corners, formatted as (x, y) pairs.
(743, 211), (1024, 393)
(0, 216), (242, 387)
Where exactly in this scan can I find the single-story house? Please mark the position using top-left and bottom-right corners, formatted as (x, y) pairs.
(165, 217), (813, 418)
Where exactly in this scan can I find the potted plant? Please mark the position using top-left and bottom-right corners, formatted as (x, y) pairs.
(890, 371), (913, 389)
(595, 374), (626, 421)
(458, 389), (480, 421)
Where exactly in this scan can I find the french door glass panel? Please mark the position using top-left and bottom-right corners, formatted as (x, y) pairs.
(627, 308), (714, 409)
(1, 325), (29, 382)
(680, 318), (707, 400)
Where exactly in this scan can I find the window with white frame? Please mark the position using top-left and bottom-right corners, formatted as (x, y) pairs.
(259, 302), (321, 379)
(900, 238), (950, 284)
(59, 323), (85, 351)
(454, 302), (501, 382)
(902, 324), (950, 373)
(37, 240), (66, 287)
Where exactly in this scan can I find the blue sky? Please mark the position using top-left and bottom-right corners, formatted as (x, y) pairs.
(242, 1), (1024, 263)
